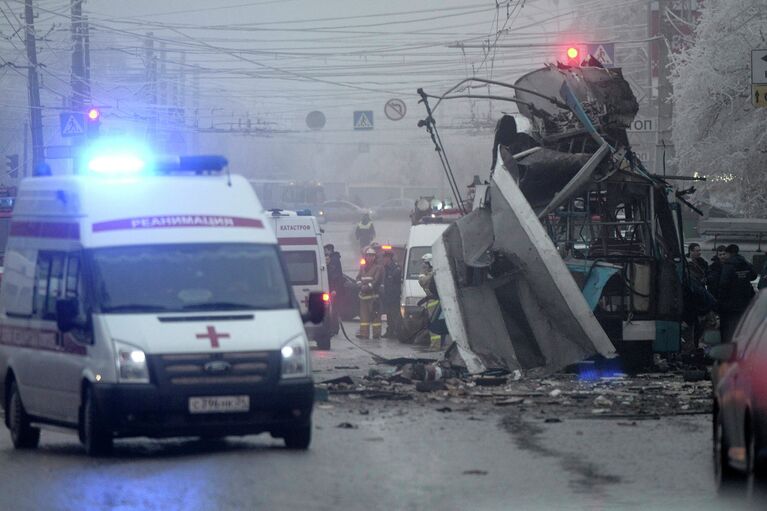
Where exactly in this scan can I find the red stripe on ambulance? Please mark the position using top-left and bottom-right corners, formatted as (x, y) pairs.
(92, 215), (264, 233)
(10, 221), (80, 240)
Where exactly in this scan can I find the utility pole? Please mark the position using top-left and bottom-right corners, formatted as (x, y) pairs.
(70, 0), (88, 112)
(24, 0), (44, 171)
(83, 15), (91, 90)
(144, 33), (157, 139)
(192, 65), (200, 151)
(656, 0), (674, 175)
(23, 121), (29, 178)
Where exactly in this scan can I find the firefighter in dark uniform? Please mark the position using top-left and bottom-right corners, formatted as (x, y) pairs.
(381, 250), (403, 339)
(356, 247), (383, 339)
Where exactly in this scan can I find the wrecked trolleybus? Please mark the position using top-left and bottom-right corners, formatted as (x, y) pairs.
(417, 61), (693, 374)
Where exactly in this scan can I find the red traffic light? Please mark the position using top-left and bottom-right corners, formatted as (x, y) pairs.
(566, 47), (579, 60)
(87, 108), (100, 121)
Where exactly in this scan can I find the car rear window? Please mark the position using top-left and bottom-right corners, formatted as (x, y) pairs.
(283, 250), (318, 286)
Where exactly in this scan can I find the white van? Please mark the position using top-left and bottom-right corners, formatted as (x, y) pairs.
(400, 222), (449, 321)
(0, 154), (323, 455)
(267, 210), (335, 350)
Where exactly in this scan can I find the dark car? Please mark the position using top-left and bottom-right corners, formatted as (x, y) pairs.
(317, 200), (366, 224)
(710, 288), (767, 488)
(335, 274), (361, 321)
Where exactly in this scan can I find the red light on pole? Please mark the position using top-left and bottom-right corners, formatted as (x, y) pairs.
(566, 47), (579, 60)
(87, 107), (100, 121)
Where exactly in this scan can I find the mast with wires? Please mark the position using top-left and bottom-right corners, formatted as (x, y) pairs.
(24, 0), (44, 172)
(70, 0), (89, 112)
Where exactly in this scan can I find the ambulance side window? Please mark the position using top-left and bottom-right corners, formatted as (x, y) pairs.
(33, 251), (66, 320)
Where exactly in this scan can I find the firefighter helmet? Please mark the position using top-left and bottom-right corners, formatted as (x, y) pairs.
(421, 253), (433, 263)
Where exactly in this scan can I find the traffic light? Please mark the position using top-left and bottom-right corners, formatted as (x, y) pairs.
(563, 46), (582, 67)
(5, 154), (19, 178)
(86, 107), (101, 138)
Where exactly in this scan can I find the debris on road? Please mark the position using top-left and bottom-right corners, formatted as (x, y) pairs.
(317, 363), (712, 420)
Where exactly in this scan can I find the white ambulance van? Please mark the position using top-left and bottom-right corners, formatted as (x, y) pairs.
(267, 210), (334, 350)
(0, 152), (324, 455)
(401, 222), (449, 322)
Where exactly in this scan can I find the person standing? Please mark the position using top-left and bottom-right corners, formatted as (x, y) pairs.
(381, 251), (403, 339)
(355, 212), (376, 250)
(687, 243), (709, 283)
(324, 243), (343, 295)
(356, 247), (383, 339)
(707, 245), (727, 300)
(718, 244), (757, 343)
(324, 243), (343, 332)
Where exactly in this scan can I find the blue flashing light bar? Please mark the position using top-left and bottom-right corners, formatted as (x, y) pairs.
(80, 138), (228, 175)
(87, 154), (146, 174)
(153, 155), (229, 173)
(296, 209), (312, 216)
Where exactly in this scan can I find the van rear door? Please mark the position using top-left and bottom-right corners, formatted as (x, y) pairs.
(282, 249), (322, 314)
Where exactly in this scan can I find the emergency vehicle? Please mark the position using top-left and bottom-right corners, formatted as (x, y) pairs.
(400, 222), (449, 322)
(0, 148), (324, 455)
(267, 210), (334, 350)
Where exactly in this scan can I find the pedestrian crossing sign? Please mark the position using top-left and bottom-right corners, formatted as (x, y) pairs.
(586, 43), (615, 68)
(59, 112), (85, 137)
(354, 111), (374, 130)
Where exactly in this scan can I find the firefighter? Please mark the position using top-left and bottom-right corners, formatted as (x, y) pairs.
(416, 253), (442, 350)
(355, 212), (376, 250)
(381, 250), (403, 339)
(356, 247), (383, 339)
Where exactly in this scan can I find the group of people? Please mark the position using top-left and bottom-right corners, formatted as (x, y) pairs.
(687, 242), (766, 345)
(354, 245), (402, 340)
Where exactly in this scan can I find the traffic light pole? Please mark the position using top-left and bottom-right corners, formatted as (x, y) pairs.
(24, 0), (45, 172)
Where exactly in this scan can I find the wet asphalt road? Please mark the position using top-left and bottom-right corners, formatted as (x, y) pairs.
(0, 330), (765, 511)
(1, 221), (765, 509)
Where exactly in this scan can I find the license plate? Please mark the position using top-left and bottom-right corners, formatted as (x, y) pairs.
(188, 395), (250, 414)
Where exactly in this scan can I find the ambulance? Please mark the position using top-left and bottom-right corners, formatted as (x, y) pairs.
(400, 222), (449, 322)
(0, 148), (324, 455)
(267, 210), (334, 350)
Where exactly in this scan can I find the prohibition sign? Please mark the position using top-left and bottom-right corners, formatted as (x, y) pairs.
(384, 99), (407, 121)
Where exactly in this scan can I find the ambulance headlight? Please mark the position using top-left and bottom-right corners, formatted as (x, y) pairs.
(280, 335), (309, 379)
(115, 340), (150, 383)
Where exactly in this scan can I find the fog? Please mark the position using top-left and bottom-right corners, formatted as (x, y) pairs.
(1, 0), (587, 198)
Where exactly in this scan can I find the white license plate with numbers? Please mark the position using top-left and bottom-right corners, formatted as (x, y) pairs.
(188, 395), (250, 414)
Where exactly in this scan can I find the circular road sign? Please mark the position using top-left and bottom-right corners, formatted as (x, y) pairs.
(306, 110), (326, 130)
(384, 99), (407, 121)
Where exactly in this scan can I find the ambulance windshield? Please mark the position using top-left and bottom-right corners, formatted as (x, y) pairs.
(89, 243), (292, 313)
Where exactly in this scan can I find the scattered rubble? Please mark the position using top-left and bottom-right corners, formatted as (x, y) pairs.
(317, 359), (712, 420)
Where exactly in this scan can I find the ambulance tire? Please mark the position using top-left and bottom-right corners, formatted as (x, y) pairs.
(8, 381), (40, 449)
(81, 387), (113, 456)
(282, 421), (312, 450)
(316, 335), (331, 351)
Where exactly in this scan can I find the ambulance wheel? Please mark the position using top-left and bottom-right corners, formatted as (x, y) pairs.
(81, 387), (113, 456)
(316, 335), (331, 351)
(8, 381), (40, 449)
(283, 421), (312, 450)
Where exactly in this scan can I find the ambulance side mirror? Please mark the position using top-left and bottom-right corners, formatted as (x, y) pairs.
(303, 291), (326, 325)
(55, 298), (79, 333)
